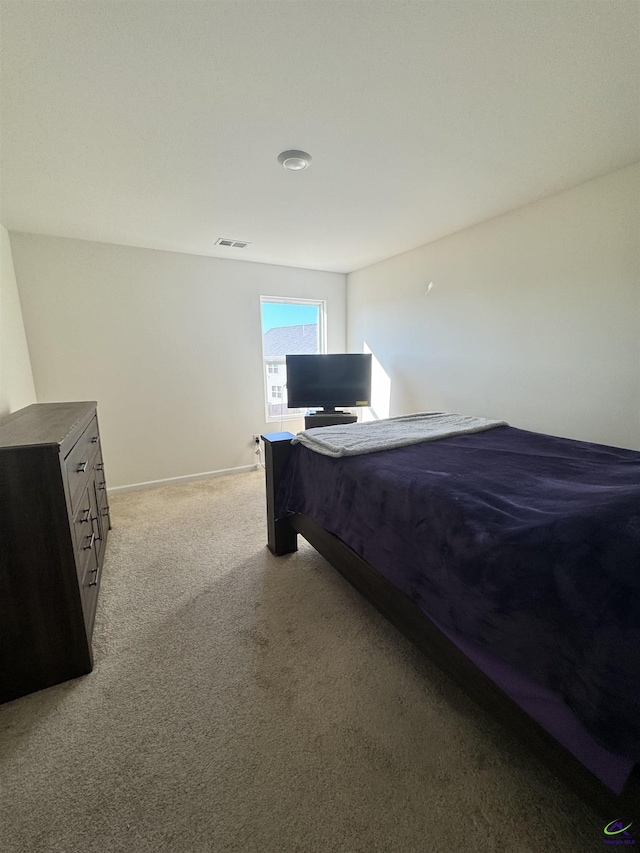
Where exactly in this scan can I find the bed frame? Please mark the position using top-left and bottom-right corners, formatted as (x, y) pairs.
(263, 432), (640, 817)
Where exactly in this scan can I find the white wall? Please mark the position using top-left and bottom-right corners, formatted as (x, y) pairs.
(10, 234), (346, 487)
(348, 163), (640, 451)
(0, 225), (36, 416)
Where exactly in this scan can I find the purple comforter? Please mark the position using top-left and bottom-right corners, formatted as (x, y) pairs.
(277, 425), (640, 761)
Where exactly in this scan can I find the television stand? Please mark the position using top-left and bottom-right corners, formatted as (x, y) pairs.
(304, 412), (357, 429)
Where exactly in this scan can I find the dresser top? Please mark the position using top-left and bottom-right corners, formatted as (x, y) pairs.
(0, 402), (97, 452)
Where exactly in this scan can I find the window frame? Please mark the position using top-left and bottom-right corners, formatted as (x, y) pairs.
(260, 296), (327, 422)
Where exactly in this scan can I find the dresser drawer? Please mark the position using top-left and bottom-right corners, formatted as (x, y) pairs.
(98, 489), (110, 523)
(65, 417), (100, 513)
(80, 559), (100, 640)
(72, 489), (93, 560)
(73, 484), (99, 582)
(93, 452), (108, 501)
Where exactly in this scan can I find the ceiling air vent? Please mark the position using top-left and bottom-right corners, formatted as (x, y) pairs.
(215, 238), (251, 249)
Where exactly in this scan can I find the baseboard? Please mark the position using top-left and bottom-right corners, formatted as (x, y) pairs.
(108, 464), (260, 495)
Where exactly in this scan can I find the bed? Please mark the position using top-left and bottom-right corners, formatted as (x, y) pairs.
(262, 415), (640, 816)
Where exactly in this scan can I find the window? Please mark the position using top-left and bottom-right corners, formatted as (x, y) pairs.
(261, 297), (326, 420)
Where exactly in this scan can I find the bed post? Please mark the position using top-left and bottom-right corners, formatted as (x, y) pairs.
(262, 432), (298, 556)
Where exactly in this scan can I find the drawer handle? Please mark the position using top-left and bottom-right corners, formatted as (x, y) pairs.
(88, 574), (99, 588)
(95, 461), (104, 471)
(91, 435), (100, 444)
(92, 516), (102, 541)
(98, 482), (106, 491)
(80, 507), (91, 523)
(83, 532), (95, 551)
(77, 461), (88, 473)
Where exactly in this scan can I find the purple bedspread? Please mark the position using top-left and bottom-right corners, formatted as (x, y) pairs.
(277, 425), (640, 762)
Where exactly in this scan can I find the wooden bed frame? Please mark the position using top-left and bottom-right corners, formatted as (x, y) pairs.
(263, 432), (640, 817)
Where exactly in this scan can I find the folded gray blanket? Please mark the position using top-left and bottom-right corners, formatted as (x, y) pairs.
(292, 412), (508, 457)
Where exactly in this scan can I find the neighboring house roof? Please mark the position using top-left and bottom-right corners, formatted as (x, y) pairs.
(263, 324), (318, 356)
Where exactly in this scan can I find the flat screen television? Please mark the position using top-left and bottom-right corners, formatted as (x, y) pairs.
(285, 353), (372, 412)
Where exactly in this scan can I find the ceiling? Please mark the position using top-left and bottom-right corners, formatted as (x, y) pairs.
(1, 1), (638, 274)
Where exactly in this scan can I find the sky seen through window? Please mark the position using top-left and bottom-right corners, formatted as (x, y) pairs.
(261, 302), (318, 333)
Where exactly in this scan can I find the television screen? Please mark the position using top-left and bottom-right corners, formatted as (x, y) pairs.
(286, 353), (372, 412)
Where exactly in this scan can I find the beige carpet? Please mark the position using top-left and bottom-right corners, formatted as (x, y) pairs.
(1, 469), (605, 851)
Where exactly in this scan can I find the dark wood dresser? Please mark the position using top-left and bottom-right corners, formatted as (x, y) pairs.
(0, 401), (110, 702)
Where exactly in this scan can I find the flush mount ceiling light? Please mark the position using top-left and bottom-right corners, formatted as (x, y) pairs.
(277, 150), (312, 171)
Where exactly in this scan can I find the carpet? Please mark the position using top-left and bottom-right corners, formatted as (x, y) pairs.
(0, 470), (605, 851)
